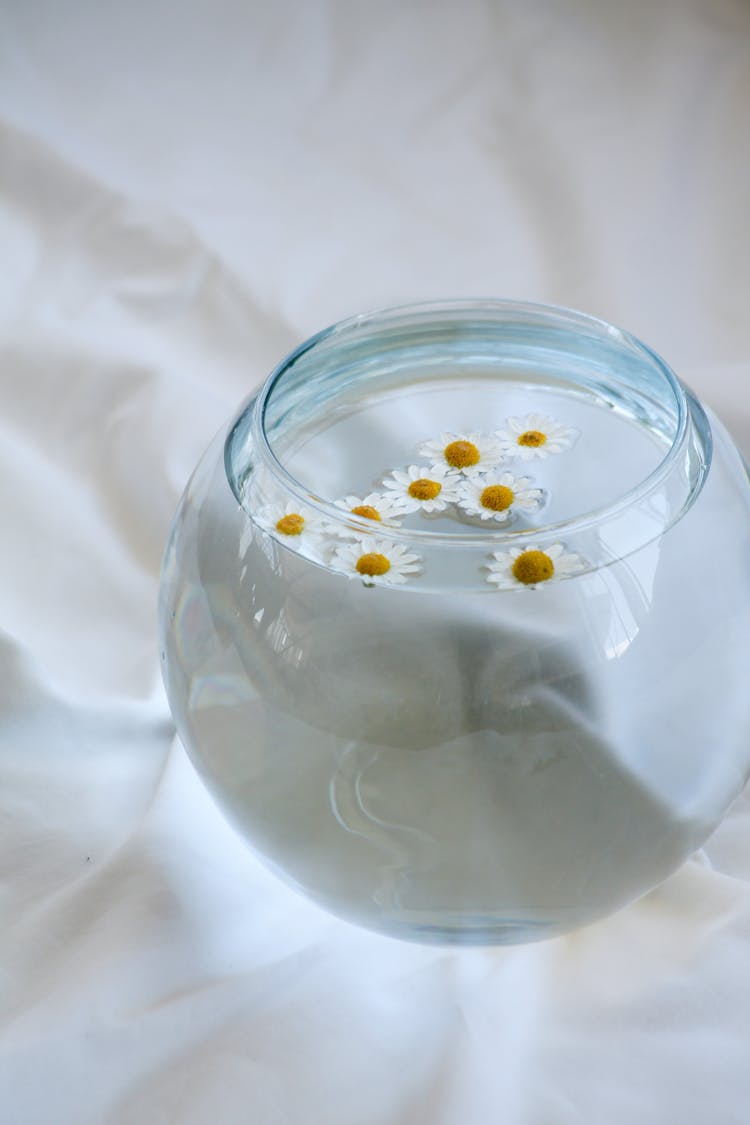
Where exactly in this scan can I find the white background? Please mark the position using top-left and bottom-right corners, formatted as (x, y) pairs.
(1, 2), (749, 1121)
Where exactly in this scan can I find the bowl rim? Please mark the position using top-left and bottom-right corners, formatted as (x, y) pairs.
(226, 297), (710, 562)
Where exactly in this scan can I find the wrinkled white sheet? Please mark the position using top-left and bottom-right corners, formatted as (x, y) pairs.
(1, 2), (749, 1121)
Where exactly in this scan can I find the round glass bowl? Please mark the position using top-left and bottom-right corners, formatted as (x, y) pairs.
(159, 300), (750, 944)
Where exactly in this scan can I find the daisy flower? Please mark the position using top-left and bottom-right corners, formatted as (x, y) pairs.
(381, 464), (463, 514)
(330, 538), (423, 587)
(333, 492), (407, 528)
(457, 471), (544, 523)
(495, 414), (579, 460)
(418, 431), (505, 475)
(485, 543), (585, 589)
(258, 499), (324, 554)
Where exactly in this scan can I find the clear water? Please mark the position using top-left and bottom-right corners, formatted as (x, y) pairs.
(163, 324), (750, 944)
(279, 373), (668, 536)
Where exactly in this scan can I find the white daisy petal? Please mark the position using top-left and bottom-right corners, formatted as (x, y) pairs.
(554, 553), (586, 576)
(330, 538), (423, 587)
(381, 463), (463, 514)
(495, 414), (579, 461)
(417, 431), (506, 475)
(457, 471), (544, 523)
(257, 498), (326, 558)
(484, 542), (585, 589)
(331, 491), (408, 533)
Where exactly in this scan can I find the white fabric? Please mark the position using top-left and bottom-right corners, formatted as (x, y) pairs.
(1, 2), (749, 1121)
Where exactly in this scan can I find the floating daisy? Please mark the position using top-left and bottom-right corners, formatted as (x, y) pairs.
(381, 464), (463, 514)
(333, 492), (407, 527)
(330, 538), (423, 587)
(258, 499), (324, 553)
(485, 543), (585, 589)
(457, 471), (544, 523)
(418, 431), (505, 475)
(495, 414), (579, 460)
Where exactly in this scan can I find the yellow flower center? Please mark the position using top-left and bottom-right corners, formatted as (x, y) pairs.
(480, 484), (514, 511)
(518, 429), (547, 448)
(276, 513), (305, 536)
(356, 552), (391, 577)
(512, 550), (555, 585)
(408, 478), (442, 501)
(351, 504), (381, 521)
(444, 439), (480, 468)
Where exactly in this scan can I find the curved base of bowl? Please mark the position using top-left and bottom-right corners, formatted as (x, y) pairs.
(351, 915), (568, 947)
(290, 883), (650, 947)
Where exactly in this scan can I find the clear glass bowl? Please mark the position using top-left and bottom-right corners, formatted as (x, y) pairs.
(159, 300), (750, 944)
